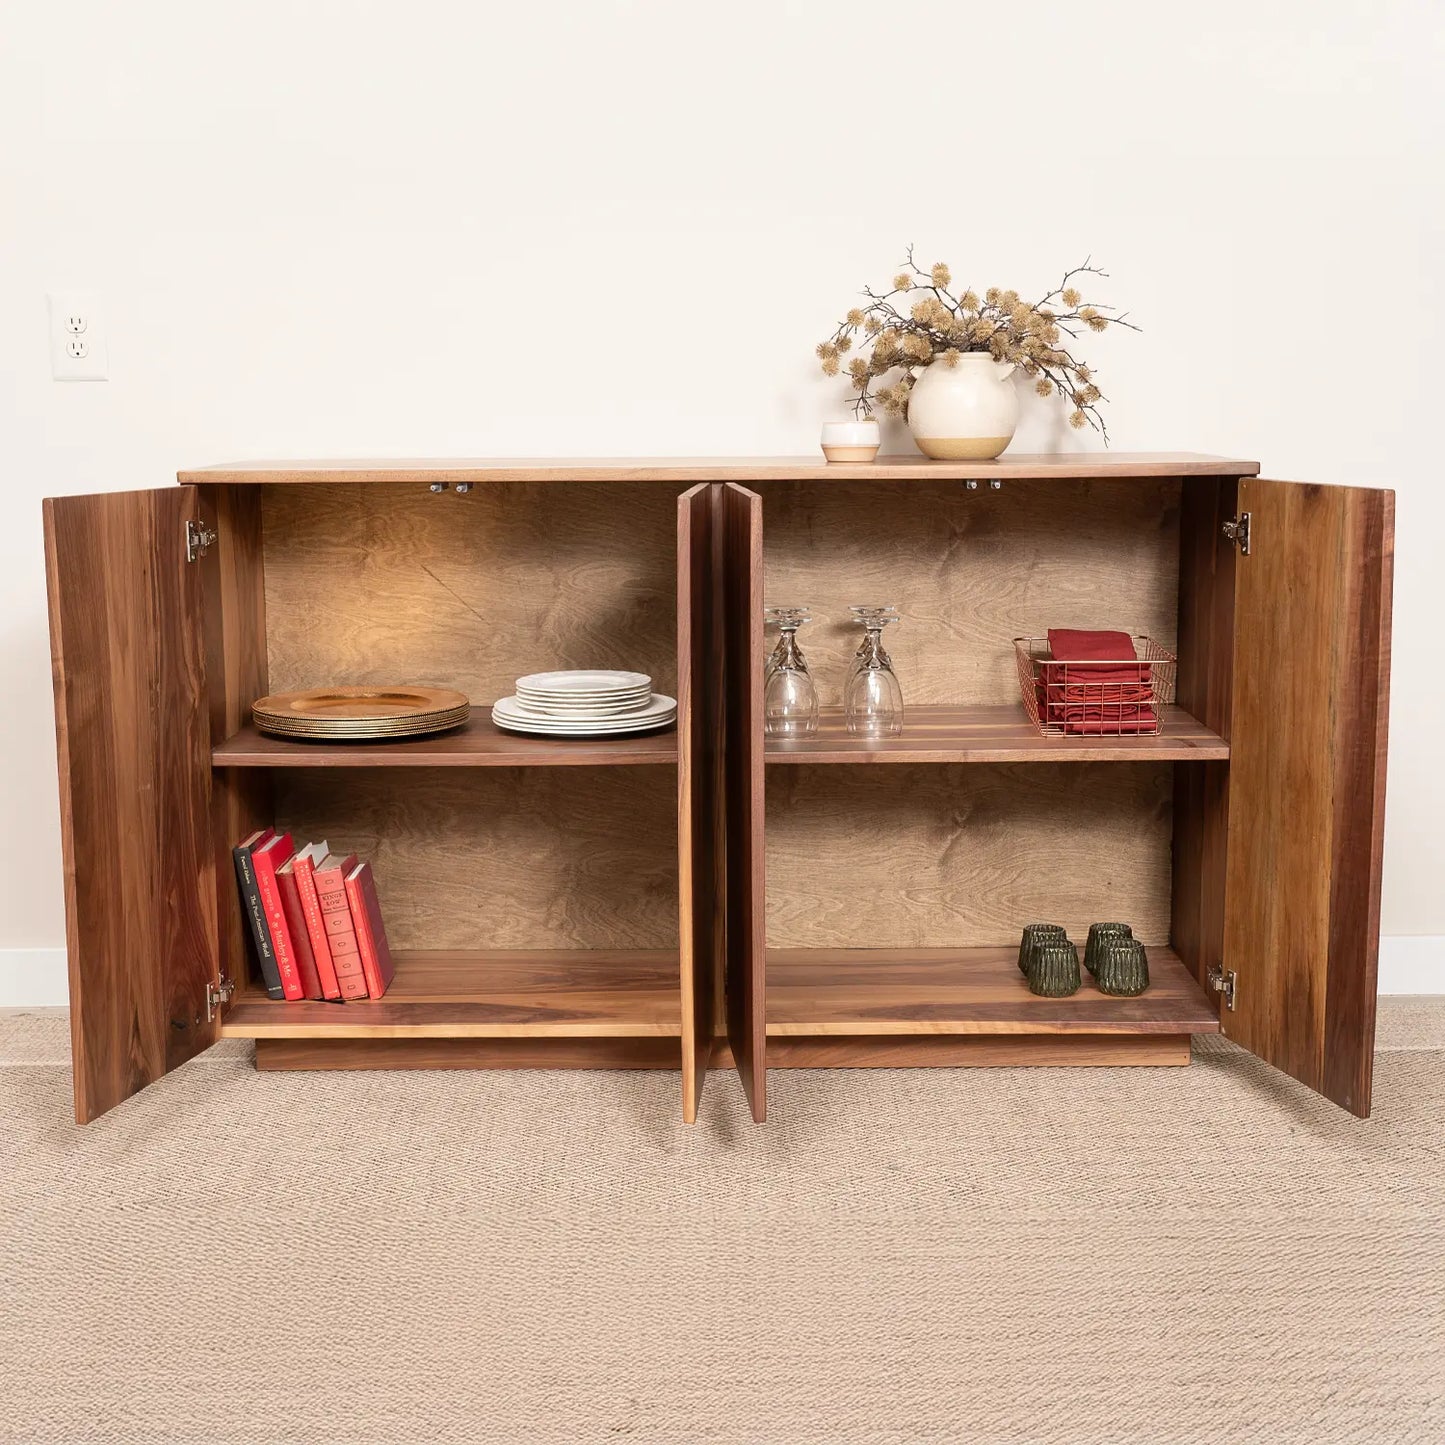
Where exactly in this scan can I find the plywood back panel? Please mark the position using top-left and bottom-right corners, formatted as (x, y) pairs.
(753, 477), (1181, 707)
(766, 763), (1173, 949)
(262, 482), (682, 704)
(275, 769), (679, 951)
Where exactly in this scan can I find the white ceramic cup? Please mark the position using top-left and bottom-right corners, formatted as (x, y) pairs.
(820, 419), (881, 464)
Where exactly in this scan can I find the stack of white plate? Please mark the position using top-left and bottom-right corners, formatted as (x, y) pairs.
(492, 670), (677, 737)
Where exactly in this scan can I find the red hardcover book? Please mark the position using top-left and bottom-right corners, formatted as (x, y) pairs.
(314, 853), (368, 1001)
(253, 833), (303, 1000)
(276, 858), (323, 1000)
(344, 860), (396, 1000)
(292, 842), (341, 1000)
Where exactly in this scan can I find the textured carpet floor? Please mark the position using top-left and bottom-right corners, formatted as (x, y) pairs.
(3, 1006), (1444, 1445)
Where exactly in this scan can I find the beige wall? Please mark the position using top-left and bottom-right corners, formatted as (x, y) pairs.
(1, 0), (1440, 958)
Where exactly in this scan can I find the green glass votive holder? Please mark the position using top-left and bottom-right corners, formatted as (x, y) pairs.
(1084, 922), (1133, 975)
(1094, 938), (1150, 996)
(1018, 923), (1068, 976)
(1026, 939), (1082, 998)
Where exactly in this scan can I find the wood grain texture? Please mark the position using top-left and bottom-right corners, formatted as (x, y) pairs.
(1222, 479), (1394, 1117)
(713, 1034), (1192, 1068)
(197, 485), (274, 1000)
(255, 1036), (683, 1070)
(44, 488), (220, 1123)
(765, 947), (1218, 1035)
(1170, 476), (1238, 993)
(765, 704), (1227, 763)
(766, 763), (1173, 949)
(677, 484), (725, 1121)
(223, 950), (680, 1037)
(180, 453), (1261, 485)
(722, 483), (767, 1121)
(213, 717), (678, 767)
(752, 476), (1181, 708)
(261, 481), (680, 706)
(272, 768), (678, 951)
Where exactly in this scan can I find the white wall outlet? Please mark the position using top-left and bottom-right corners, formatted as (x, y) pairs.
(48, 292), (107, 380)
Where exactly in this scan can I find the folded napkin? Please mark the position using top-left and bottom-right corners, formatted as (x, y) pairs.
(1041, 629), (1158, 735)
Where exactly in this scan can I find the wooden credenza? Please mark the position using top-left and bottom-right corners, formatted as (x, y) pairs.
(42, 454), (1393, 1124)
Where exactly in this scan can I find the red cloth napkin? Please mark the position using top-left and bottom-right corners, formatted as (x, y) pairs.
(1041, 629), (1157, 735)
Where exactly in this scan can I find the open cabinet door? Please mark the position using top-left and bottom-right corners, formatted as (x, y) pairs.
(722, 483), (766, 1121)
(44, 488), (220, 1123)
(677, 483), (725, 1122)
(1222, 478), (1393, 1116)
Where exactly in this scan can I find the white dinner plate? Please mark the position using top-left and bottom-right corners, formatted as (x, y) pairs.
(492, 693), (676, 735)
(514, 693), (652, 715)
(515, 670), (651, 696)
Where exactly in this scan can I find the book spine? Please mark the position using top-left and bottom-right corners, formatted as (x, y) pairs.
(253, 850), (304, 1001)
(316, 873), (368, 1001)
(345, 871), (388, 1000)
(293, 856), (341, 1000)
(277, 869), (323, 1000)
(233, 847), (284, 1000)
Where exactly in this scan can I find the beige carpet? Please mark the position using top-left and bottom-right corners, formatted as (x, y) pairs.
(3, 1006), (1444, 1445)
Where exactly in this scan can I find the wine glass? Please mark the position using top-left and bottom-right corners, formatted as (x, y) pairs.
(844, 605), (903, 737)
(764, 606), (819, 739)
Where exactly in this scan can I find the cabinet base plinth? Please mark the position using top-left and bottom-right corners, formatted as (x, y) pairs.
(254, 1032), (1191, 1072)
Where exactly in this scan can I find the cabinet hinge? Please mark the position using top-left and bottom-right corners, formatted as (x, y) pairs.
(1221, 512), (1251, 555)
(185, 518), (217, 563)
(205, 976), (235, 1022)
(1208, 964), (1238, 1011)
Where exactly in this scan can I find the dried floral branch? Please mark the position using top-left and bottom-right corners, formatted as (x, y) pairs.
(817, 250), (1139, 439)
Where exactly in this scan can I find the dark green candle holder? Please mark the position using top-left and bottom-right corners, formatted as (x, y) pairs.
(1026, 939), (1082, 997)
(1084, 922), (1133, 975)
(1018, 923), (1068, 975)
(1094, 938), (1150, 996)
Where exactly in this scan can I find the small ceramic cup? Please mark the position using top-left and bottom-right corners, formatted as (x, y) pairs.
(1094, 938), (1150, 997)
(1017, 923), (1068, 976)
(820, 419), (881, 463)
(1084, 922), (1133, 975)
(1026, 940), (1082, 998)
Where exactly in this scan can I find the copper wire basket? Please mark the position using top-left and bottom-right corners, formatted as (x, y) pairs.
(1014, 636), (1176, 737)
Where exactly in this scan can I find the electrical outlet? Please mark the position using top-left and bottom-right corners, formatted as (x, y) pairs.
(48, 292), (107, 380)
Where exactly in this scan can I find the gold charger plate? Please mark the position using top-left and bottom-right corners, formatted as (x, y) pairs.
(252, 687), (470, 741)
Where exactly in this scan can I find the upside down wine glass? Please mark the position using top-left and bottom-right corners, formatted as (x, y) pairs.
(844, 605), (904, 737)
(764, 606), (819, 739)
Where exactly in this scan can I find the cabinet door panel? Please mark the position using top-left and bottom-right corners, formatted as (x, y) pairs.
(1223, 478), (1393, 1116)
(44, 487), (220, 1123)
(723, 483), (766, 1121)
(677, 483), (725, 1122)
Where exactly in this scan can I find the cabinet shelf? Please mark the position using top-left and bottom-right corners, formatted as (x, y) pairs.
(212, 717), (678, 768)
(219, 949), (682, 1038)
(763, 705), (1228, 764)
(765, 946), (1220, 1035)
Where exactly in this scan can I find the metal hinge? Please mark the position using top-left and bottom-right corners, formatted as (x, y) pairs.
(205, 976), (235, 1022)
(1208, 964), (1238, 1011)
(185, 518), (216, 562)
(1221, 512), (1251, 555)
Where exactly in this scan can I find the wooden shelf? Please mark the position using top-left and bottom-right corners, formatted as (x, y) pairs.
(220, 950), (682, 1038)
(212, 716), (678, 768)
(765, 946), (1220, 1036)
(764, 705), (1229, 764)
(180, 452), (1261, 486)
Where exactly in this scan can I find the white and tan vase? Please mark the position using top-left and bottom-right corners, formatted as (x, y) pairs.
(820, 419), (881, 463)
(907, 354), (1019, 460)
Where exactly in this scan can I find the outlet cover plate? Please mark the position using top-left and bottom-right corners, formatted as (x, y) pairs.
(48, 292), (107, 380)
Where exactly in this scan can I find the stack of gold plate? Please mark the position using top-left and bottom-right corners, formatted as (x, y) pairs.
(252, 687), (471, 741)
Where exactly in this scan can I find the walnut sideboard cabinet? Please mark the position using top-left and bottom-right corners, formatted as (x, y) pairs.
(43, 454), (1393, 1126)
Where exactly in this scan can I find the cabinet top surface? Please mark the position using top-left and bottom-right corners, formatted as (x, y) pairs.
(178, 452), (1261, 485)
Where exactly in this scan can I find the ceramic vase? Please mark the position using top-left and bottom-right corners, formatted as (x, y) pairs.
(1094, 939), (1150, 997)
(820, 419), (881, 463)
(907, 354), (1020, 460)
(1017, 922), (1068, 976)
(1084, 922), (1133, 976)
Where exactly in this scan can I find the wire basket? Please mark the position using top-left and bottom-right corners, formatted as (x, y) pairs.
(1014, 636), (1176, 737)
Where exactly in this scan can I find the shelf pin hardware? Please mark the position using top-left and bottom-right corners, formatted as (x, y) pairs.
(989, 479), (1003, 490)
(429, 481), (450, 493)
(455, 482), (474, 494)
(964, 479), (980, 491)
(1207, 964), (1238, 1011)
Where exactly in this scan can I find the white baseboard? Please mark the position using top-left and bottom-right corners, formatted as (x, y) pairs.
(1, 937), (1442, 1008)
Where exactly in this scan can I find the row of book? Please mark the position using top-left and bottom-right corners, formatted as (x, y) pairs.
(233, 829), (395, 1001)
